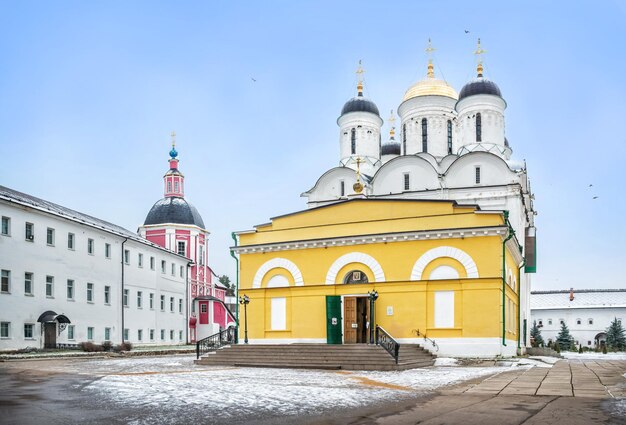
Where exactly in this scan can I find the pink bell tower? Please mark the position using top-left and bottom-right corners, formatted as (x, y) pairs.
(139, 132), (236, 343)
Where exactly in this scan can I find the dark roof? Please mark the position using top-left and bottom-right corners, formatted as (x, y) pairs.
(341, 94), (380, 116)
(0, 185), (138, 239)
(459, 77), (502, 101)
(144, 196), (205, 228)
(381, 142), (401, 156)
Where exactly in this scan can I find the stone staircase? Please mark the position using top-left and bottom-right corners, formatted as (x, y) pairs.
(194, 343), (435, 371)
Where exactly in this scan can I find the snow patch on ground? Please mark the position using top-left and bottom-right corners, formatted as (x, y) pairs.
(524, 356), (559, 366)
(78, 356), (521, 424)
(434, 357), (458, 367)
(561, 352), (626, 360)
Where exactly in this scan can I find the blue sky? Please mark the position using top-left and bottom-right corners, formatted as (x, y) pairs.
(1, 1), (625, 290)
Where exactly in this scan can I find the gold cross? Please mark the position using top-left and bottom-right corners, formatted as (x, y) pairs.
(425, 38), (436, 60)
(170, 131), (176, 147)
(474, 38), (487, 63)
(356, 60), (364, 81)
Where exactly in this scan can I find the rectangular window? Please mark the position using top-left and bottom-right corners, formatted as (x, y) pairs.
(67, 325), (75, 340)
(171, 263), (175, 276)
(271, 297), (287, 330)
(67, 279), (74, 300)
(403, 173), (410, 191)
(160, 295), (165, 311)
(160, 329), (165, 340)
(475, 166), (481, 184)
(25, 222), (34, 241)
(588, 319), (594, 325)
(137, 329), (143, 341)
(1, 216), (10, 236)
(87, 283), (94, 302)
(149, 293), (154, 309)
(138, 253), (143, 268)
(178, 298), (183, 313)
(170, 330), (174, 340)
(88, 238), (94, 255)
(150, 256), (155, 270)
(123, 289), (129, 307)
(123, 328), (129, 341)
(137, 291), (142, 308)
(199, 245), (205, 266)
(161, 260), (166, 273)
(24, 323), (34, 338)
(46, 275), (54, 297)
(87, 327), (94, 340)
(548, 319), (553, 325)
(104, 327), (111, 341)
(447, 120), (453, 154)
(104, 286), (111, 304)
(67, 233), (75, 250)
(179, 266), (184, 278)
(105, 243), (111, 259)
(124, 250), (130, 265)
(167, 181), (172, 192)
(1, 270), (10, 293)
(150, 329), (155, 341)
(179, 330), (183, 341)
(340, 180), (345, 197)
(170, 297), (174, 312)
(177, 241), (185, 256)
(46, 228), (55, 246)
(174, 181), (179, 193)
(434, 291), (454, 328)
(1, 322), (10, 338)
(24, 272), (33, 295)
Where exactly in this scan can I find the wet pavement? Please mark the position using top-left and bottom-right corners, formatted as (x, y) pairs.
(0, 356), (625, 424)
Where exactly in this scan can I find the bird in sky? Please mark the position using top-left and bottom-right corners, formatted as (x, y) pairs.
(593, 196), (599, 199)
(589, 184), (593, 187)
(251, 77), (257, 82)
(465, 30), (470, 34)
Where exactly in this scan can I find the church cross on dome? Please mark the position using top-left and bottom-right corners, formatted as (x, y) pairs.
(474, 38), (487, 77)
(353, 157), (364, 194)
(425, 38), (436, 78)
(164, 132), (184, 198)
(356, 60), (365, 96)
(388, 110), (396, 139)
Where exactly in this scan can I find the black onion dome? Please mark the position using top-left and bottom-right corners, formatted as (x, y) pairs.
(381, 142), (401, 155)
(341, 94), (380, 116)
(144, 197), (205, 228)
(458, 77), (502, 101)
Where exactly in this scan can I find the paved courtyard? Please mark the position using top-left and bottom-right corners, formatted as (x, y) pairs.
(0, 355), (625, 424)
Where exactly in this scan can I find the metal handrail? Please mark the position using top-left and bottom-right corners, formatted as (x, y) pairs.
(375, 325), (400, 364)
(413, 328), (439, 352)
(196, 326), (237, 359)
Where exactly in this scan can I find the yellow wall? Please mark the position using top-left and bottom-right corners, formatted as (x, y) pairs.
(236, 199), (521, 343)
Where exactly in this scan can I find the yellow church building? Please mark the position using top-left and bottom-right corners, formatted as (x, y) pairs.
(232, 198), (524, 357)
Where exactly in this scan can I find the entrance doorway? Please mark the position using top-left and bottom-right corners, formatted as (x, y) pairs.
(343, 296), (370, 344)
(44, 322), (56, 348)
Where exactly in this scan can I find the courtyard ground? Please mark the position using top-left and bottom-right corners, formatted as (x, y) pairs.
(0, 355), (625, 424)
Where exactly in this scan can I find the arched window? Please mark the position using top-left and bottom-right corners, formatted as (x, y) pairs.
(447, 120), (453, 154)
(343, 270), (369, 284)
(421, 118), (428, 153)
(476, 113), (482, 142)
(351, 128), (356, 154)
(402, 123), (406, 155)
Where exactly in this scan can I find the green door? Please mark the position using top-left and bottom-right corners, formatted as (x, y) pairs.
(326, 295), (342, 344)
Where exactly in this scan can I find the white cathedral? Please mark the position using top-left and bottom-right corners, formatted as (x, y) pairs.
(302, 40), (537, 346)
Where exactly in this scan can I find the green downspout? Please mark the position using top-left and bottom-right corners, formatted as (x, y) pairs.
(502, 211), (514, 347)
(517, 258), (526, 350)
(230, 233), (240, 342)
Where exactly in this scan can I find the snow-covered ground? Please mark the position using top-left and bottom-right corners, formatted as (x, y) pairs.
(561, 352), (626, 360)
(72, 355), (532, 424)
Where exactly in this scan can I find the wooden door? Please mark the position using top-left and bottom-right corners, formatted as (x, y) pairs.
(44, 322), (56, 348)
(343, 297), (357, 344)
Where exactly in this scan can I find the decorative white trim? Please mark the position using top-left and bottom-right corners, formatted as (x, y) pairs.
(410, 246), (479, 280)
(325, 252), (385, 285)
(246, 338), (327, 344)
(252, 258), (304, 289)
(232, 226), (507, 254)
(396, 337), (518, 357)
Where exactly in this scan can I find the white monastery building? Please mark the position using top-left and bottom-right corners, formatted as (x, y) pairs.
(302, 40), (537, 348)
(531, 289), (626, 348)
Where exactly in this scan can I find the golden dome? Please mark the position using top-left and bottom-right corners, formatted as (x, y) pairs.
(402, 63), (458, 101)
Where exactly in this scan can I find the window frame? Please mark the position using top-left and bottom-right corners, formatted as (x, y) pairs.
(0, 321), (10, 338)
(104, 327), (111, 341)
(87, 238), (94, 255)
(137, 291), (142, 308)
(138, 253), (143, 268)
(104, 285), (111, 305)
(350, 128), (356, 155)
(1, 269), (10, 293)
(45, 275), (54, 297)
(123, 289), (129, 307)
(24, 272), (33, 295)
(124, 249), (130, 265)
(67, 325), (75, 340)
(150, 257), (155, 270)
(87, 282), (94, 303)
(476, 112), (482, 142)
(403, 173), (410, 191)
(67, 232), (75, 250)
(87, 327), (94, 341)
(25, 222), (34, 242)
(177, 241), (186, 256)
(67, 279), (75, 300)
(24, 323), (34, 339)
(105, 243), (111, 259)
(475, 166), (481, 184)
(447, 120), (453, 154)
(1, 216), (10, 236)
(421, 118), (428, 153)
(46, 227), (55, 246)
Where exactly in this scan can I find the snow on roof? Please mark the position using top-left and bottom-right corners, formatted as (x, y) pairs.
(531, 289), (626, 310)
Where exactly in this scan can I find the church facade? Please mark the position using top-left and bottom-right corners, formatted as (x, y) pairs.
(234, 41), (537, 357)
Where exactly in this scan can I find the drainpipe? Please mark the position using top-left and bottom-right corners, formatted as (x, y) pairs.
(185, 260), (192, 344)
(230, 232), (240, 341)
(502, 211), (514, 347)
(517, 258), (526, 350)
(121, 238), (128, 344)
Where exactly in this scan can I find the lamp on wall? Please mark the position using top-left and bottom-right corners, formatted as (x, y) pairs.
(368, 290), (379, 344)
(239, 294), (250, 344)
